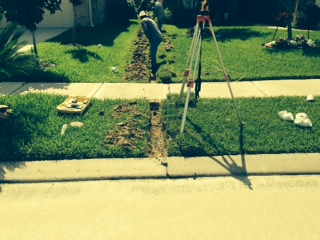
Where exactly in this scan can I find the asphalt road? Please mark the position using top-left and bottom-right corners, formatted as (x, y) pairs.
(1, 175), (320, 240)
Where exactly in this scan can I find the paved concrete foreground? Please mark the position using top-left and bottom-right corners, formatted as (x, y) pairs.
(1, 176), (320, 240)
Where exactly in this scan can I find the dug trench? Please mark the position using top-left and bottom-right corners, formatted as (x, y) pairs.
(149, 102), (168, 160)
(105, 101), (168, 160)
(123, 28), (175, 82)
(110, 27), (175, 159)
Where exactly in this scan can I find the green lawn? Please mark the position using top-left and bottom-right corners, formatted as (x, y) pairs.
(36, 21), (143, 83)
(1, 22), (320, 161)
(163, 94), (320, 157)
(159, 25), (320, 82)
(0, 94), (151, 161)
(17, 21), (320, 83)
(1, 93), (319, 161)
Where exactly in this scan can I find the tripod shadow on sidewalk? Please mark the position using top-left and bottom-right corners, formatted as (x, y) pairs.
(187, 119), (252, 189)
(209, 124), (252, 190)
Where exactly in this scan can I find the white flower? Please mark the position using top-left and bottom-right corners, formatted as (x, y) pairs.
(307, 39), (315, 47)
(289, 40), (297, 46)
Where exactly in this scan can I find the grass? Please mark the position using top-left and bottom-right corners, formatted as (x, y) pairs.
(7, 21), (319, 83)
(0, 94), (151, 161)
(1, 93), (320, 161)
(35, 21), (144, 83)
(163, 94), (320, 156)
(1, 21), (320, 161)
(159, 25), (320, 82)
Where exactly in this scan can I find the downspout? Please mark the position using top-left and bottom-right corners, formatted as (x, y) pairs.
(89, 0), (94, 27)
(293, 0), (299, 24)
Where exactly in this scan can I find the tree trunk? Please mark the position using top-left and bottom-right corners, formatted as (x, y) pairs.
(32, 31), (38, 55)
(293, 0), (299, 23)
(287, 14), (293, 40)
(72, 10), (76, 44)
(288, 22), (292, 40)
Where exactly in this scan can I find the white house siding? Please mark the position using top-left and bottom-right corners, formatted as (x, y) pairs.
(0, 0), (73, 28)
(37, 0), (73, 28)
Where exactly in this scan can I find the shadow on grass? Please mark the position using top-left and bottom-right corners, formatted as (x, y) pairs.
(183, 118), (252, 189)
(201, 27), (271, 42)
(66, 48), (103, 63)
(46, 21), (136, 47)
(0, 117), (29, 187)
(0, 64), (72, 83)
(302, 46), (320, 57)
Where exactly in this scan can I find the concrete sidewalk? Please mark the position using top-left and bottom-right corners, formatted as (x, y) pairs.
(1, 79), (320, 100)
(1, 79), (320, 183)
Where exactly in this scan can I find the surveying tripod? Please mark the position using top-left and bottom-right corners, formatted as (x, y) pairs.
(179, 0), (243, 135)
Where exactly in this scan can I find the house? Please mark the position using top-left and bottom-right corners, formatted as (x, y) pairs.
(0, 0), (106, 29)
(1, 0), (319, 29)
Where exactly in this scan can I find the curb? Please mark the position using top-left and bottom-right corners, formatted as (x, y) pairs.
(167, 153), (320, 178)
(1, 153), (320, 183)
(1, 158), (167, 183)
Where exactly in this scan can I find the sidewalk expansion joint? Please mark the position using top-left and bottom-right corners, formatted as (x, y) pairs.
(9, 82), (28, 95)
(89, 83), (103, 98)
(250, 81), (268, 97)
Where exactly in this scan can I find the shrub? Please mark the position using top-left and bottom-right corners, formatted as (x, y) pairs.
(263, 35), (317, 49)
(0, 21), (38, 80)
(294, 4), (320, 30)
(164, 7), (173, 24)
(105, 0), (137, 23)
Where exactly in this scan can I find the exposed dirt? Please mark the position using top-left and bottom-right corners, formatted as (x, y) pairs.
(122, 29), (175, 82)
(106, 28), (176, 159)
(149, 102), (167, 159)
(123, 29), (150, 82)
(105, 102), (145, 150)
(105, 101), (167, 159)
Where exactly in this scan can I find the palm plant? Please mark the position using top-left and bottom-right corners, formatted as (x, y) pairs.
(0, 20), (35, 79)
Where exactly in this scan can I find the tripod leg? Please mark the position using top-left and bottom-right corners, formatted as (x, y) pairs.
(180, 83), (192, 135)
(180, 27), (203, 135)
(195, 21), (204, 99)
(179, 23), (201, 97)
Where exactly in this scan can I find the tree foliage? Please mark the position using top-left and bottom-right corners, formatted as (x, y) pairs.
(294, 3), (320, 30)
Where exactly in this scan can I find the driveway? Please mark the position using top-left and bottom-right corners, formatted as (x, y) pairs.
(17, 28), (70, 51)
